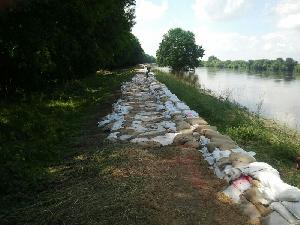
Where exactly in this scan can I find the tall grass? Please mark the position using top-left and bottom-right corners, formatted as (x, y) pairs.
(0, 70), (134, 214)
(155, 70), (300, 186)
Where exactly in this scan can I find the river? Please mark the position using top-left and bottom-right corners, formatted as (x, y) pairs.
(158, 67), (300, 131)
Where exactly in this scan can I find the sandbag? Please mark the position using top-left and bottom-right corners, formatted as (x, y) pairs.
(244, 186), (270, 206)
(212, 149), (231, 161)
(282, 201), (300, 220)
(194, 125), (217, 134)
(240, 196), (262, 224)
(217, 157), (231, 169)
(277, 189), (300, 202)
(223, 184), (242, 203)
(207, 142), (217, 153)
(186, 117), (208, 125)
(261, 211), (290, 225)
(237, 162), (296, 202)
(224, 167), (242, 182)
(270, 202), (300, 224)
(210, 136), (238, 151)
(230, 152), (256, 167)
(217, 152), (256, 169)
(203, 129), (222, 139)
(232, 175), (252, 192)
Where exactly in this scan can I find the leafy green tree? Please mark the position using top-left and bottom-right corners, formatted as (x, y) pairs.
(156, 28), (204, 71)
(144, 54), (156, 63)
(0, 0), (140, 97)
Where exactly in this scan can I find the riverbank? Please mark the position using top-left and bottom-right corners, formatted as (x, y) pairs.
(155, 70), (300, 187)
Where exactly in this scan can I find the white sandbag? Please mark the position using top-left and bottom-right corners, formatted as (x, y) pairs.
(176, 102), (190, 110)
(130, 137), (150, 143)
(224, 167), (242, 183)
(270, 202), (300, 224)
(262, 211), (290, 225)
(204, 156), (215, 166)
(183, 110), (199, 118)
(214, 164), (226, 179)
(152, 133), (179, 146)
(223, 184), (242, 203)
(107, 132), (119, 141)
(160, 121), (177, 132)
(238, 162), (298, 202)
(98, 119), (110, 127)
(282, 201), (300, 220)
(231, 175), (252, 192)
(231, 147), (256, 157)
(119, 135), (132, 141)
(212, 149), (231, 162)
(277, 189), (300, 202)
(200, 136), (210, 146)
(111, 116), (124, 130)
(131, 120), (148, 133)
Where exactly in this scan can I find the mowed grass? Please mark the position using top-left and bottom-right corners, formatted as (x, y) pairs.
(155, 70), (300, 186)
(0, 70), (134, 216)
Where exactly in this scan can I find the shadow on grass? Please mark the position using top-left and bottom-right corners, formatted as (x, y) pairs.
(0, 70), (134, 215)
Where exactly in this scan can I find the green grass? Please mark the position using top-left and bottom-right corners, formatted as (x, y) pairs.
(0, 70), (134, 215)
(155, 70), (300, 186)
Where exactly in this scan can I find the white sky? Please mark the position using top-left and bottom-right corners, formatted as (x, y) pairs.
(132, 0), (300, 61)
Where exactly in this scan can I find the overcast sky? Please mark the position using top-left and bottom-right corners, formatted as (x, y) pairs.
(132, 0), (300, 61)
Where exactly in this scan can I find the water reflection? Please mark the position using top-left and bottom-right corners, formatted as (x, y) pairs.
(162, 68), (201, 88)
(194, 67), (300, 131)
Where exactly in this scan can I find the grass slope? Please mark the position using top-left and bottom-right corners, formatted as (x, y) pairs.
(155, 70), (300, 186)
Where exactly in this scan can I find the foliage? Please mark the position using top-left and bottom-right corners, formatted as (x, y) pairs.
(144, 54), (156, 63)
(204, 56), (299, 73)
(0, 70), (134, 214)
(155, 70), (300, 187)
(156, 28), (204, 71)
(0, 0), (147, 97)
(294, 64), (300, 73)
(111, 32), (146, 68)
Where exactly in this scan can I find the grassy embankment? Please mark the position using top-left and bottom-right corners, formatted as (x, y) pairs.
(155, 70), (300, 186)
(0, 70), (134, 216)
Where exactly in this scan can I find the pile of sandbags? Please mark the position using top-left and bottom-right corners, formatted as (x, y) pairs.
(98, 73), (200, 146)
(199, 129), (300, 225)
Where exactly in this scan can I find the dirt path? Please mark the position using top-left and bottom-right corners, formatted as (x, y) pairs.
(4, 72), (249, 225)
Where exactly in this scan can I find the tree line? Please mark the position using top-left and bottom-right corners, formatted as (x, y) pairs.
(0, 0), (153, 97)
(204, 56), (299, 73)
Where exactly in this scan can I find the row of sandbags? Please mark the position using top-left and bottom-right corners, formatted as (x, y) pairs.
(98, 73), (200, 146)
(196, 123), (300, 225)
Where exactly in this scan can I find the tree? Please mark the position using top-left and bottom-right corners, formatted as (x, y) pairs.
(0, 0), (141, 97)
(144, 54), (156, 63)
(204, 56), (299, 73)
(156, 28), (204, 71)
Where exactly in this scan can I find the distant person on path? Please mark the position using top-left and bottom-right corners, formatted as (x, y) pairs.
(145, 65), (151, 78)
